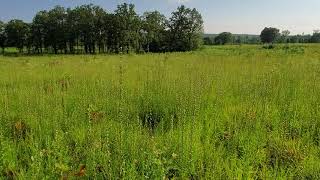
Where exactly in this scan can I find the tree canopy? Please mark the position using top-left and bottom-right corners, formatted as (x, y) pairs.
(214, 32), (233, 45)
(260, 27), (280, 44)
(5, 19), (29, 52)
(279, 30), (290, 43)
(142, 11), (167, 52)
(0, 3), (204, 54)
(310, 30), (320, 43)
(167, 5), (204, 51)
(0, 21), (6, 53)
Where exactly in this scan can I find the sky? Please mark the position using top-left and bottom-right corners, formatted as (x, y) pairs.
(0, 0), (320, 35)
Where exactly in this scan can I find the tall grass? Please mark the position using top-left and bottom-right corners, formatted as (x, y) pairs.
(0, 44), (320, 179)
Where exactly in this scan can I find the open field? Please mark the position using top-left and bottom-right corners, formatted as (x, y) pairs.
(1, 44), (320, 179)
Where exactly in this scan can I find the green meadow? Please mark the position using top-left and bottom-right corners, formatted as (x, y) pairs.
(1, 44), (320, 179)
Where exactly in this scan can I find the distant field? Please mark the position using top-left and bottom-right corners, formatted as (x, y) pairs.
(1, 44), (320, 179)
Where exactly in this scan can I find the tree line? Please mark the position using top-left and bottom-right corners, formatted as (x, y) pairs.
(204, 28), (320, 45)
(0, 3), (204, 54)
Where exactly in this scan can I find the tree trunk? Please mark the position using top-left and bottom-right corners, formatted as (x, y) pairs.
(92, 42), (95, 54)
(40, 42), (43, 54)
(84, 44), (88, 54)
(64, 41), (68, 54)
(54, 46), (58, 54)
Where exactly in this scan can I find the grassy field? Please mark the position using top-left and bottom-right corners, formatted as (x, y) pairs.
(1, 44), (320, 179)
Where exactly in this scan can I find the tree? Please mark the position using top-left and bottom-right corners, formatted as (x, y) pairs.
(168, 5), (204, 51)
(310, 30), (320, 43)
(142, 11), (167, 52)
(31, 11), (49, 53)
(2, 3), (205, 54)
(93, 6), (108, 53)
(46, 6), (68, 54)
(25, 23), (33, 54)
(73, 4), (107, 54)
(260, 27), (280, 44)
(104, 13), (119, 53)
(115, 3), (141, 53)
(5, 19), (29, 52)
(203, 37), (214, 45)
(65, 8), (78, 54)
(214, 32), (233, 45)
(0, 21), (6, 53)
(279, 30), (290, 43)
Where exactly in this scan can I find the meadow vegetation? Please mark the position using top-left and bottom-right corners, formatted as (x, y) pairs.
(1, 44), (320, 179)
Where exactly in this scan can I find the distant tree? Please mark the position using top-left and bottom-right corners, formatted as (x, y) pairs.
(203, 37), (214, 45)
(310, 30), (320, 43)
(250, 37), (261, 44)
(142, 11), (167, 52)
(234, 36), (242, 44)
(93, 6), (108, 53)
(31, 11), (49, 53)
(288, 35), (299, 43)
(25, 23), (33, 53)
(65, 8), (78, 53)
(5, 19), (29, 52)
(168, 5), (203, 51)
(73, 5), (93, 54)
(70, 5), (108, 54)
(2, 3), (205, 54)
(104, 13), (119, 53)
(260, 27), (280, 44)
(0, 21), (6, 53)
(46, 6), (68, 54)
(115, 3), (141, 53)
(214, 32), (233, 45)
(279, 30), (290, 43)
(300, 33), (312, 43)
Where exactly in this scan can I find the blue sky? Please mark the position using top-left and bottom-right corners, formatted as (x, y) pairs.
(0, 0), (320, 35)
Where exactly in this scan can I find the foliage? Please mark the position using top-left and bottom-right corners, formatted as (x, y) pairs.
(114, 3), (142, 53)
(203, 36), (214, 45)
(167, 5), (204, 51)
(0, 3), (204, 54)
(5, 19), (29, 52)
(214, 32), (233, 45)
(142, 11), (167, 52)
(0, 21), (6, 53)
(288, 34), (311, 43)
(278, 30), (290, 43)
(260, 27), (280, 44)
(310, 30), (320, 43)
(203, 34), (262, 46)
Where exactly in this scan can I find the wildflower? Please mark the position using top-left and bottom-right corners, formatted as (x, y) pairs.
(172, 153), (178, 159)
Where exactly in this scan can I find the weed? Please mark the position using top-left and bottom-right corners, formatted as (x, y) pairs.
(0, 45), (320, 178)
(265, 139), (304, 168)
(12, 120), (29, 140)
(165, 167), (180, 179)
(87, 104), (105, 123)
